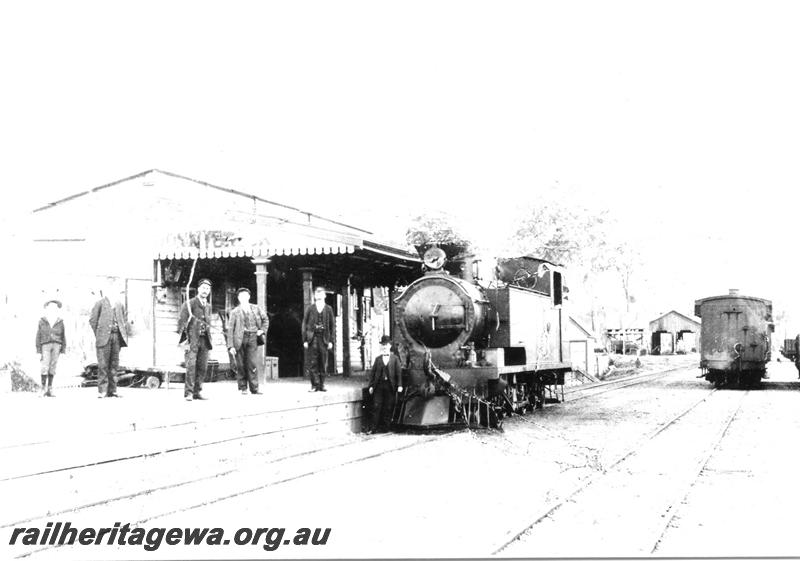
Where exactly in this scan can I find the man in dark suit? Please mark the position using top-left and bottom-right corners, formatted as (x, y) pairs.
(89, 281), (130, 398)
(301, 286), (335, 392)
(367, 335), (403, 433)
(177, 278), (213, 401)
(227, 287), (268, 395)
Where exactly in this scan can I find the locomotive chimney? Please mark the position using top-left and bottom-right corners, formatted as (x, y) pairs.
(729, 288), (740, 296)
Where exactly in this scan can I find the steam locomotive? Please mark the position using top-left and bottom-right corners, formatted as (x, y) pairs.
(694, 290), (774, 388)
(392, 246), (571, 429)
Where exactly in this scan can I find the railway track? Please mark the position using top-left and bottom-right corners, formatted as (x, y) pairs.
(6, 427), (453, 558)
(3, 366), (687, 483)
(649, 389), (747, 554)
(7, 364), (700, 559)
(562, 364), (691, 402)
(495, 384), (749, 555)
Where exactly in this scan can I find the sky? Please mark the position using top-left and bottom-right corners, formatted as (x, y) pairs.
(1, 1), (799, 327)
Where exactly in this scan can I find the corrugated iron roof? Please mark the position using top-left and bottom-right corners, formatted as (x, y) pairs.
(362, 239), (421, 262)
(32, 169), (372, 235)
(30, 169), (422, 265)
(157, 243), (356, 260)
(649, 309), (701, 327)
(155, 228), (421, 263)
(156, 224), (362, 260)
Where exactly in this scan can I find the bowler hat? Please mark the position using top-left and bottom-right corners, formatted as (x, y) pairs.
(379, 335), (392, 345)
(44, 299), (62, 309)
(236, 287), (251, 296)
(197, 278), (212, 288)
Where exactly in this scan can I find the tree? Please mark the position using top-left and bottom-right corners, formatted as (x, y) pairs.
(510, 194), (643, 332)
(510, 201), (611, 272)
(405, 211), (473, 251)
(404, 199), (644, 334)
(606, 240), (642, 314)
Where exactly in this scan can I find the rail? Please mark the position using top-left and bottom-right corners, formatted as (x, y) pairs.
(493, 380), (747, 555)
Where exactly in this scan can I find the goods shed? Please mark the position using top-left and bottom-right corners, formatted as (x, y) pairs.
(649, 310), (700, 354)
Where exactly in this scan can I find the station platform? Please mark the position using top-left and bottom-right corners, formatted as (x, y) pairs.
(0, 374), (369, 453)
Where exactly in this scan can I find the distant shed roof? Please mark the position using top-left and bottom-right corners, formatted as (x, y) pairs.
(569, 316), (595, 339)
(649, 310), (701, 332)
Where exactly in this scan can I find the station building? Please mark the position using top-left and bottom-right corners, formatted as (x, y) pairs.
(14, 169), (420, 381)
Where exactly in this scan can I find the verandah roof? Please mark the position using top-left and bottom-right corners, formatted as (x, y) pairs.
(156, 242), (357, 259)
(155, 226), (419, 263)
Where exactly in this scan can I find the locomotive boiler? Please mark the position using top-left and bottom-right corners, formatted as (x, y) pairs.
(392, 247), (571, 429)
(694, 289), (774, 388)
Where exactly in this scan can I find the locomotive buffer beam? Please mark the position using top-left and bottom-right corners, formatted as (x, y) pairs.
(426, 360), (501, 429)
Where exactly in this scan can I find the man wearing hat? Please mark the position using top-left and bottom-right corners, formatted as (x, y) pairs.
(302, 286), (335, 392)
(227, 287), (268, 395)
(89, 280), (130, 398)
(177, 278), (214, 401)
(36, 299), (66, 397)
(366, 335), (403, 433)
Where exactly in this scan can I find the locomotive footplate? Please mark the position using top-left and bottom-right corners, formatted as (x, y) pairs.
(442, 364), (570, 387)
(394, 363), (570, 430)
